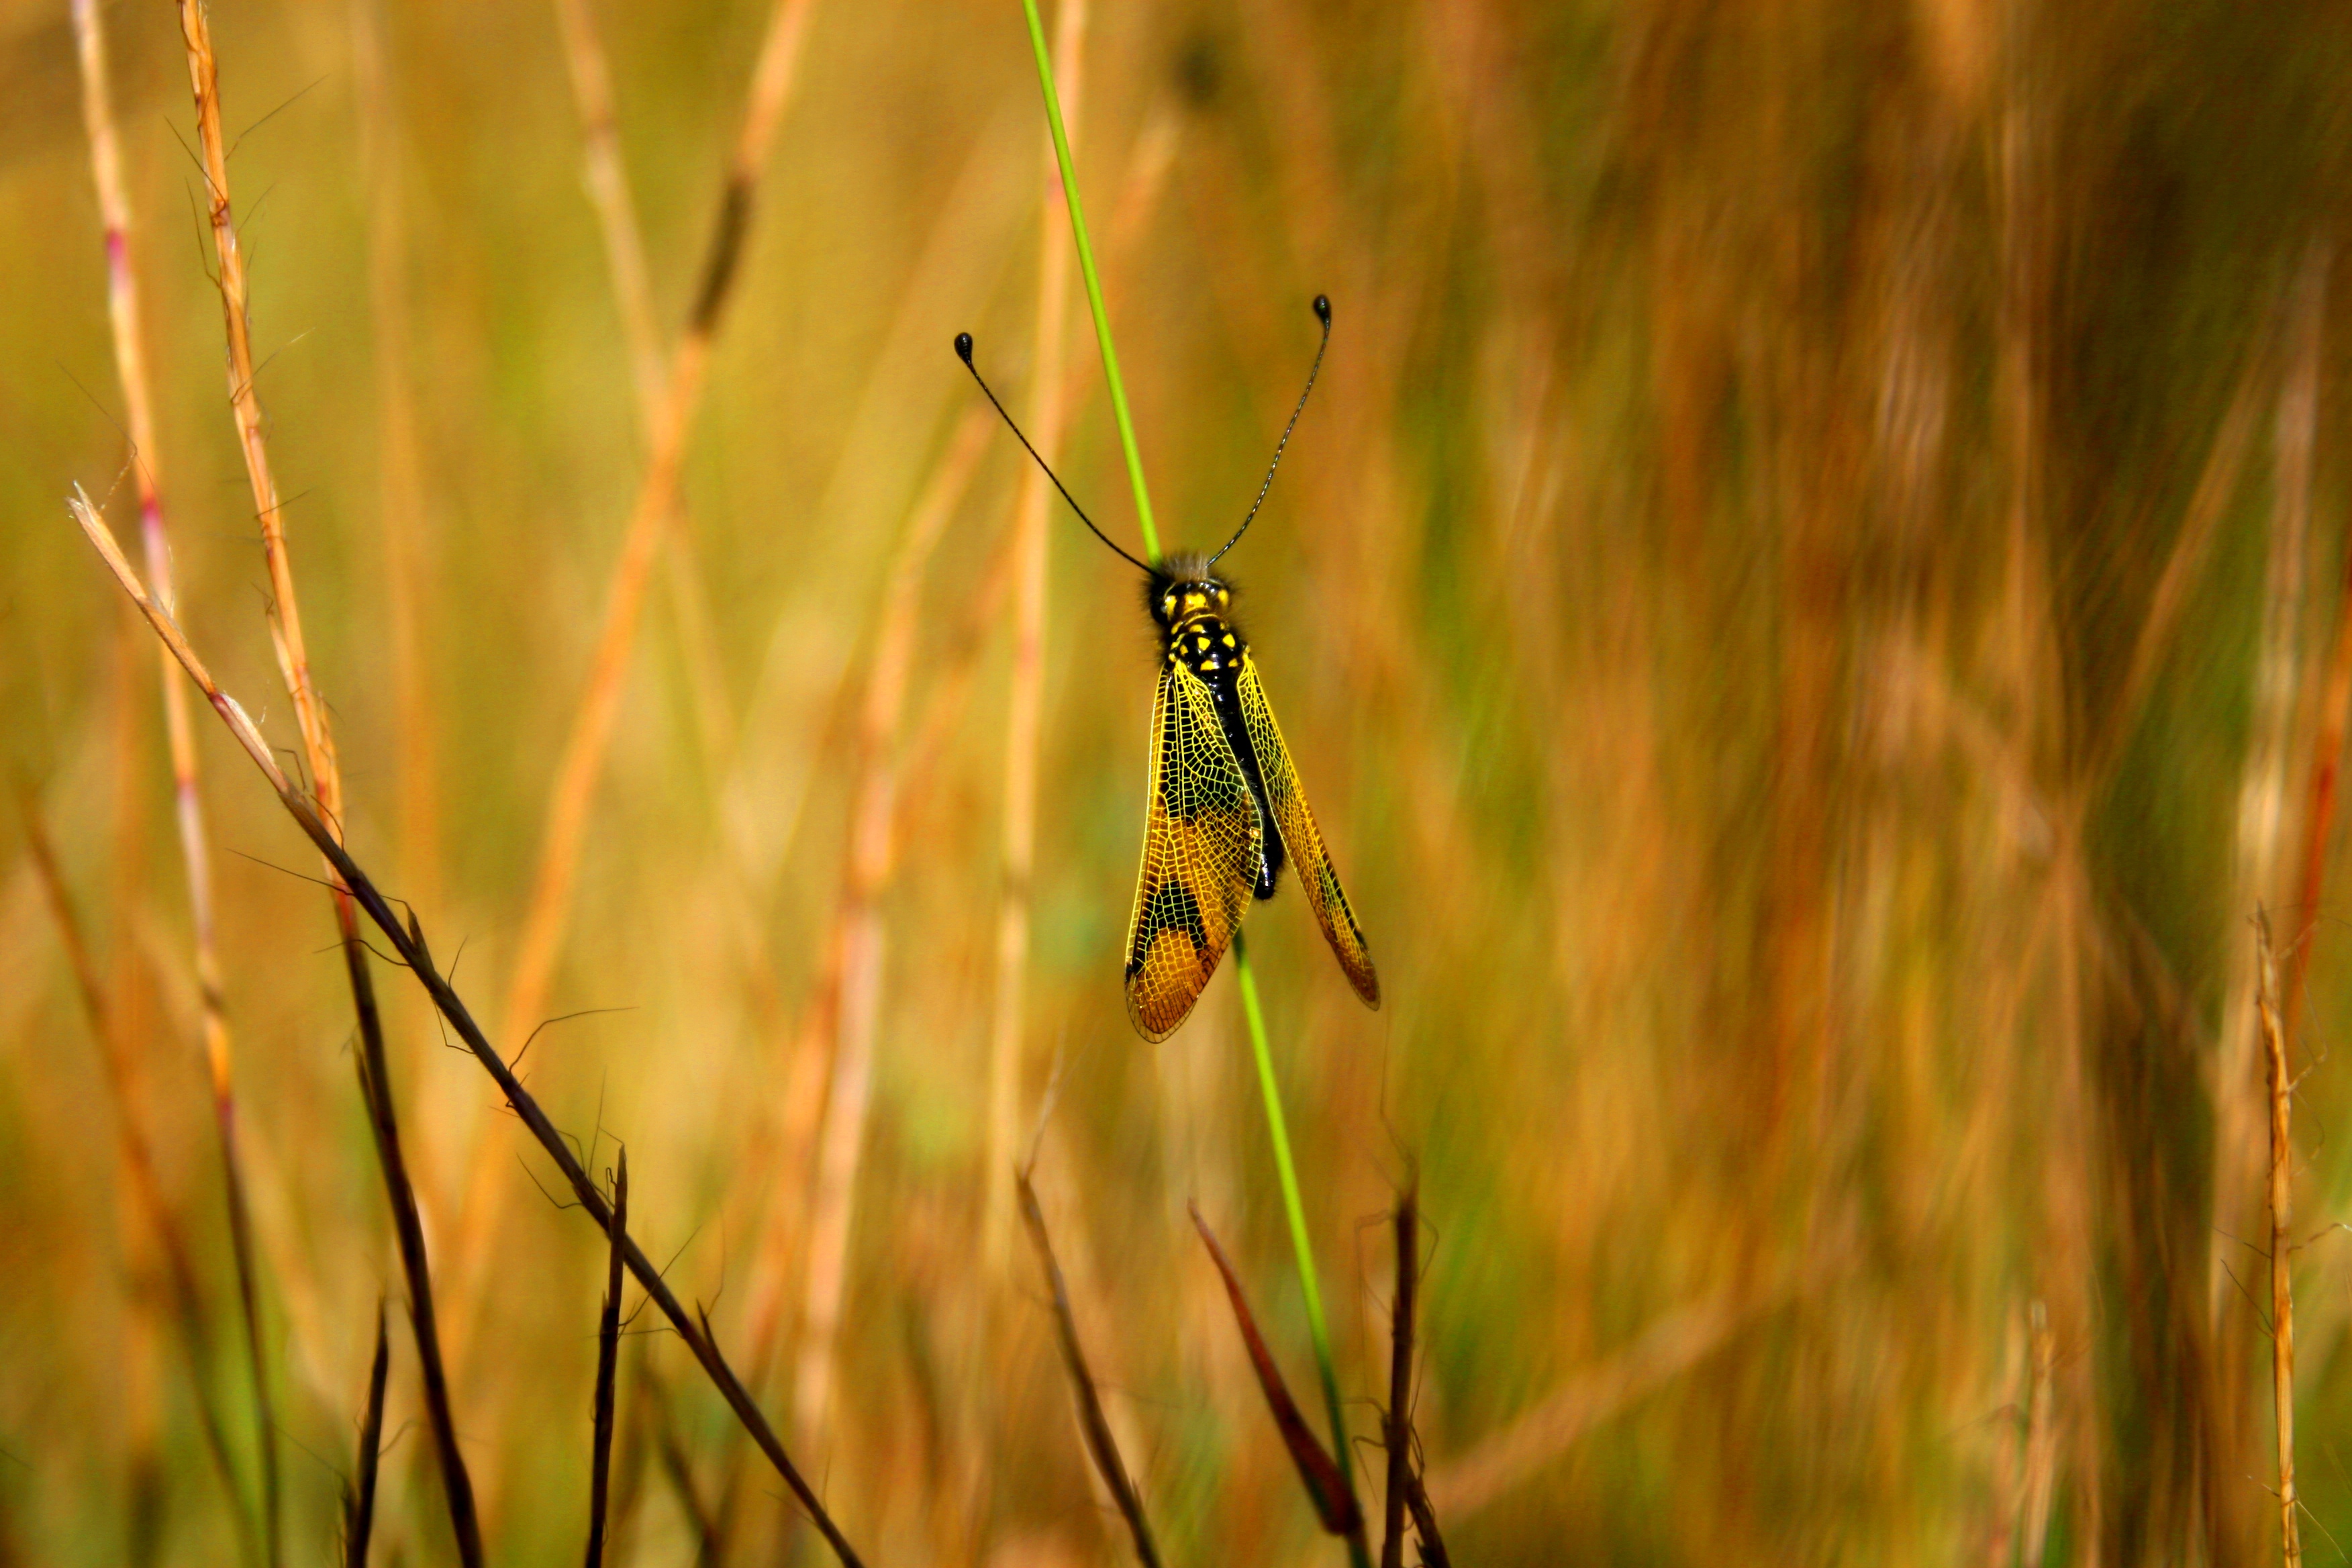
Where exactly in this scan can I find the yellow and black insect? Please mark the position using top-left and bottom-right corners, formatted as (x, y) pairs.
(956, 295), (1379, 1040)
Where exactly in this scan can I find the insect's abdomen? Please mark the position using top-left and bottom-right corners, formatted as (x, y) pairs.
(1167, 610), (1284, 899)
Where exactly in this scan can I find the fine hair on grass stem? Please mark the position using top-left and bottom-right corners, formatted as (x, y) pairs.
(587, 1151), (629, 1568)
(67, 489), (869, 1568)
(70, 1), (281, 1556)
(1018, 1169), (1163, 1567)
(344, 1302), (389, 1568)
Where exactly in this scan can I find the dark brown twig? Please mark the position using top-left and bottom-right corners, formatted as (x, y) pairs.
(1188, 1202), (1365, 1542)
(1016, 1171), (1162, 1567)
(1381, 1189), (1418, 1568)
(344, 1301), (389, 1568)
(586, 1151), (628, 1568)
(67, 489), (867, 1567)
(1403, 1469), (1451, 1568)
(352, 975), (482, 1566)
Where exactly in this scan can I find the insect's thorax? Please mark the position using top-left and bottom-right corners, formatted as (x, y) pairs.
(1153, 577), (1247, 678)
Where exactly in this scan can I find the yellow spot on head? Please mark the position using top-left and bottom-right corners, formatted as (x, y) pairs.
(1185, 593), (1205, 611)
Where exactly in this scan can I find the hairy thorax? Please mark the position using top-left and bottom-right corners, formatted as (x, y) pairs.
(1148, 556), (1246, 675)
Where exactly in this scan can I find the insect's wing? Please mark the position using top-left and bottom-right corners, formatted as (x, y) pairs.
(1125, 661), (1263, 1040)
(1237, 655), (1380, 1010)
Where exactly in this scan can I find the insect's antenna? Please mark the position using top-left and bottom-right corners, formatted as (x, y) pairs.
(1209, 293), (1331, 567)
(954, 332), (1153, 574)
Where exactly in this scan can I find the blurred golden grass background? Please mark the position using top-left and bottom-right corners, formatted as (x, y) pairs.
(7, 0), (2352, 1560)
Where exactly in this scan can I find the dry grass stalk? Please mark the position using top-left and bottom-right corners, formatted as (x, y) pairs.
(173, 0), (336, 802)
(2286, 537), (2352, 1046)
(2256, 913), (2302, 1568)
(68, 489), (868, 1567)
(350, 0), (443, 905)
(496, 0), (819, 1071)
(983, 0), (1090, 1279)
(469, 0), (824, 1324)
(587, 1150), (629, 1568)
(352, 987), (483, 1563)
(1018, 1171), (1163, 1568)
(550, 0), (665, 422)
(173, 10), (484, 1555)
(548, 0), (738, 775)
(344, 1302), (389, 1568)
(70, 1), (279, 1558)
(792, 406), (992, 1452)
(2018, 1300), (2057, 1568)
(22, 801), (249, 1555)
(1187, 1203), (1364, 1544)
(1380, 1189), (1417, 1568)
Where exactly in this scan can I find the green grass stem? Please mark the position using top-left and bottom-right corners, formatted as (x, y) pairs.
(1017, 0), (1161, 562)
(1235, 928), (1371, 1568)
(1017, 11), (1358, 1553)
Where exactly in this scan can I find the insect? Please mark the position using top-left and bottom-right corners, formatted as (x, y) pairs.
(955, 295), (1379, 1040)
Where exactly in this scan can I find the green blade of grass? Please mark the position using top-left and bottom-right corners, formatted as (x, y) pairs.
(1236, 928), (1371, 1568)
(1015, 11), (1359, 1557)
(1017, 0), (1160, 562)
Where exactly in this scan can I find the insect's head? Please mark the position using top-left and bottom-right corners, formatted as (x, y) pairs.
(1145, 552), (1230, 633)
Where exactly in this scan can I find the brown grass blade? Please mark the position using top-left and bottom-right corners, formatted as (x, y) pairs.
(2257, 912), (2302, 1568)
(794, 405), (992, 1453)
(497, 0), (820, 1072)
(1187, 1202), (1363, 1538)
(1017, 1172), (1163, 1567)
(67, 487), (869, 1567)
(173, 0), (336, 804)
(587, 1150), (629, 1568)
(70, 5), (281, 1558)
(1381, 1188), (1418, 1568)
(351, 957), (483, 1566)
(344, 1300), (389, 1568)
(982, 0), (1090, 1281)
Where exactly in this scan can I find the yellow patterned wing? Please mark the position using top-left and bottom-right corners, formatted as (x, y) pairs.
(1125, 661), (1262, 1040)
(1237, 654), (1379, 1010)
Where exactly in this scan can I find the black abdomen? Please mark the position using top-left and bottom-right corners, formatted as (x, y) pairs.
(1204, 665), (1283, 899)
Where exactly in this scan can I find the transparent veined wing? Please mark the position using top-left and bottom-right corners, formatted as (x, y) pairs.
(1236, 654), (1379, 1010)
(1124, 661), (1263, 1040)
